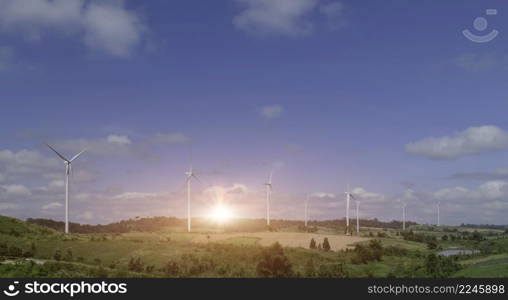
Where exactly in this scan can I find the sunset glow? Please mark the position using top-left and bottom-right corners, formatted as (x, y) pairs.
(209, 205), (234, 223)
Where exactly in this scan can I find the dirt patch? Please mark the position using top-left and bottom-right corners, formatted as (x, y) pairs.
(193, 232), (368, 251)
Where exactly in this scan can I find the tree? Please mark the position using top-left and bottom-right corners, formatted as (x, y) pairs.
(322, 238), (331, 252)
(309, 238), (316, 249)
(53, 249), (62, 261)
(317, 243), (322, 251)
(427, 241), (438, 250)
(256, 242), (293, 278)
(64, 249), (73, 261)
(128, 257), (144, 272)
(161, 261), (180, 276)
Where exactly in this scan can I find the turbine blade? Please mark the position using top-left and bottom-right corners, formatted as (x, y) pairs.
(268, 169), (274, 184)
(70, 149), (86, 162)
(192, 174), (203, 185)
(46, 143), (69, 162)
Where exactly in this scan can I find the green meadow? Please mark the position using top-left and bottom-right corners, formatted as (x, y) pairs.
(0, 216), (507, 278)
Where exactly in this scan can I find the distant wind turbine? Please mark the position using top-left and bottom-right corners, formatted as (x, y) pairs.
(402, 202), (407, 230)
(356, 200), (360, 233)
(437, 202), (440, 227)
(46, 144), (86, 234)
(185, 161), (200, 233)
(304, 193), (309, 228)
(344, 187), (355, 235)
(265, 170), (273, 226)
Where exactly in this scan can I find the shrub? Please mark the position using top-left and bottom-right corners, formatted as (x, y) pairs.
(128, 257), (144, 272)
(309, 238), (316, 249)
(322, 238), (331, 252)
(256, 242), (293, 278)
(161, 261), (180, 276)
(53, 249), (62, 261)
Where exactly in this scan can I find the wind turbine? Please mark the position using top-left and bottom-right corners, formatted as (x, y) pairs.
(265, 170), (273, 226)
(344, 188), (355, 235)
(184, 162), (199, 233)
(304, 193), (309, 228)
(402, 202), (407, 230)
(437, 202), (440, 227)
(46, 144), (86, 234)
(356, 199), (360, 233)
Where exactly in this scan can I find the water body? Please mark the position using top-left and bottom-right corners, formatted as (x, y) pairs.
(438, 249), (479, 256)
(476, 258), (508, 268)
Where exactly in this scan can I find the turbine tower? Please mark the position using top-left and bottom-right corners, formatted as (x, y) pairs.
(402, 202), (407, 230)
(437, 202), (440, 227)
(304, 193), (309, 227)
(344, 189), (355, 235)
(265, 170), (273, 226)
(356, 200), (360, 233)
(185, 163), (197, 233)
(46, 144), (86, 234)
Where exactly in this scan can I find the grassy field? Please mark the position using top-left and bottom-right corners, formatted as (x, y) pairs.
(0, 215), (507, 278)
(192, 232), (368, 250)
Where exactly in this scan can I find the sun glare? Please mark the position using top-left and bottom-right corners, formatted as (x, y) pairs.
(209, 205), (233, 223)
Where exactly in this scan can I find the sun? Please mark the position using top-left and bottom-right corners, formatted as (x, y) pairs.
(209, 204), (233, 223)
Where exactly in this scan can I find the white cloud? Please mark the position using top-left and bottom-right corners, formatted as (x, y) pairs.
(0, 184), (32, 197)
(319, 1), (346, 30)
(259, 105), (284, 119)
(234, 0), (318, 36)
(0, 149), (60, 177)
(351, 187), (385, 202)
(454, 53), (508, 72)
(0, 0), (147, 57)
(52, 135), (134, 156)
(405, 125), (508, 159)
(450, 168), (508, 181)
(81, 1), (145, 57)
(310, 192), (335, 198)
(42, 202), (62, 210)
(0, 203), (19, 211)
(150, 133), (191, 144)
(111, 192), (158, 201)
(106, 134), (131, 145)
(233, 0), (346, 36)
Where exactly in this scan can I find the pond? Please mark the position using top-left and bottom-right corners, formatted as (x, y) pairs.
(438, 249), (479, 257)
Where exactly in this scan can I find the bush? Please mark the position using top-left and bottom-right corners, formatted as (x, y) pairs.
(53, 249), (62, 261)
(309, 238), (316, 249)
(256, 242), (293, 278)
(64, 249), (73, 261)
(322, 238), (331, 252)
(425, 254), (461, 278)
(317, 263), (347, 278)
(352, 240), (383, 264)
(8, 246), (22, 257)
(427, 241), (438, 250)
(128, 257), (144, 272)
(161, 261), (180, 276)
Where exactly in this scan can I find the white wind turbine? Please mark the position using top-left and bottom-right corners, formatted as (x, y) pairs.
(437, 201), (440, 227)
(265, 170), (273, 226)
(356, 199), (361, 233)
(402, 202), (407, 230)
(46, 144), (86, 234)
(344, 187), (355, 235)
(304, 193), (309, 227)
(184, 161), (200, 233)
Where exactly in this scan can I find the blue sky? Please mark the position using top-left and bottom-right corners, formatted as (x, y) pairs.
(1, 0), (508, 225)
